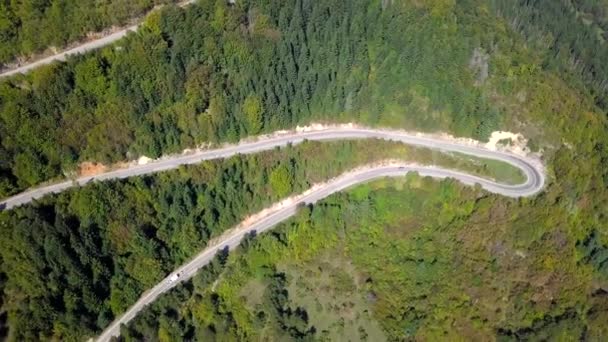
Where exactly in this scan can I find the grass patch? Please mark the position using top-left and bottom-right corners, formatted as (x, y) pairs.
(446, 152), (527, 185)
(278, 247), (387, 342)
(377, 143), (528, 185)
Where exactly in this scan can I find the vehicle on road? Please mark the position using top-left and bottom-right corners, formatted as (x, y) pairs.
(168, 272), (181, 283)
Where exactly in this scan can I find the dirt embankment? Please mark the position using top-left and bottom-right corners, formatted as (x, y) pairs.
(78, 162), (108, 177)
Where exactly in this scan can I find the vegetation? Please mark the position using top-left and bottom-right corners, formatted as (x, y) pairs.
(118, 0), (608, 340)
(451, 152), (526, 185)
(121, 176), (608, 340)
(1, 0), (608, 341)
(0, 0), (179, 65)
(0, 0), (512, 197)
(490, 0), (608, 110)
(0, 139), (514, 340)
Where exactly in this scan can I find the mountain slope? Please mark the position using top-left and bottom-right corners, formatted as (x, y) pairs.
(0, 0), (607, 341)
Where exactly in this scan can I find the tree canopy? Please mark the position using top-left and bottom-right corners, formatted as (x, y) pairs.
(0, 0), (510, 197)
(1, 0), (608, 341)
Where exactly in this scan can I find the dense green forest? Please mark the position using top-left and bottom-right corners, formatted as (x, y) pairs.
(490, 0), (608, 110)
(121, 177), (608, 340)
(1, 0), (608, 341)
(0, 0), (179, 65)
(1, 139), (509, 340)
(0, 0), (504, 197)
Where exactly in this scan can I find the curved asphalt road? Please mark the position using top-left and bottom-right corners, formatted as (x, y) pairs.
(87, 127), (543, 341)
(0, 127), (544, 210)
(0, 0), (195, 79)
(95, 162), (543, 341)
(0, 127), (545, 341)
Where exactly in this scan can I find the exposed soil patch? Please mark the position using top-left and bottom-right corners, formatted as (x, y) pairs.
(79, 162), (108, 177)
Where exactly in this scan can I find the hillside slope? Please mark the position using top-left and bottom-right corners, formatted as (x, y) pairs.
(0, 0), (607, 341)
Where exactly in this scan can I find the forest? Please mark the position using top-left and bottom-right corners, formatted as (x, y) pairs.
(120, 176), (608, 340)
(2, 138), (504, 340)
(490, 0), (608, 110)
(0, 0), (501, 197)
(0, 0), (608, 341)
(0, 0), (179, 65)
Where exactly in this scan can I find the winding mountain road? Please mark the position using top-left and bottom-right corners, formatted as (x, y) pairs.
(96, 162), (541, 342)
(0, 127), (545, 341)
(0, 127), (544, 210)
(0, 0), (547, 335)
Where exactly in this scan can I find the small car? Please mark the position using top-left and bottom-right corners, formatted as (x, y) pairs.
(168, 272), (181, 283)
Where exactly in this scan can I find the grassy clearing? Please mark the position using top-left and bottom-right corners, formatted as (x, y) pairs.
(278, 247), (387, 342)
(363, 140), (528, 185)
(447, 152), (527, 185)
